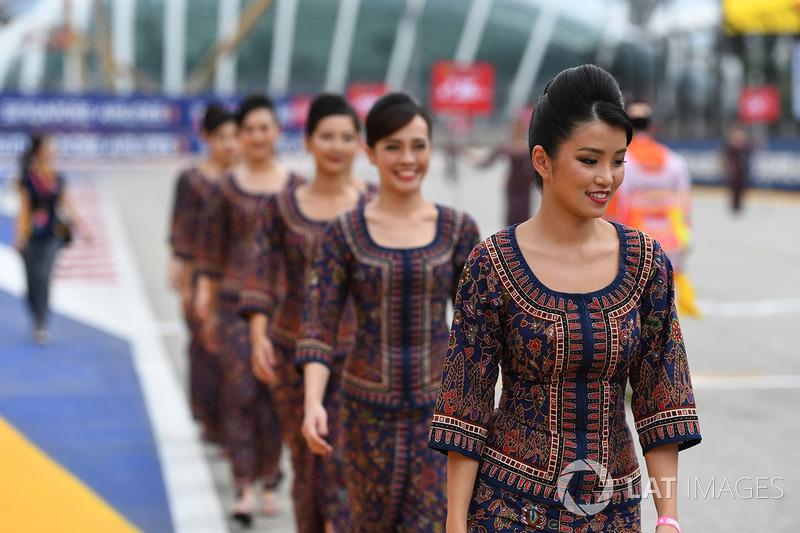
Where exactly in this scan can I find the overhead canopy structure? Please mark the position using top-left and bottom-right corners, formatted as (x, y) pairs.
(723, 0), (800, 34)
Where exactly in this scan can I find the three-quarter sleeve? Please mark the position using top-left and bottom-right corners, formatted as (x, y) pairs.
(239, 196), (283, 317)
(168, 171), (195, 260)
(194, 181), (227, 278)
(451, 214), (481, 302)
(295, 217), (352, 369)
(429, 243), (503, 460)
(630, 241), (701, 454)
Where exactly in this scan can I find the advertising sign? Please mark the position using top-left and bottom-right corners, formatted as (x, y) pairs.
(738, 85), (782, 124)
(0, 93), (310, 156)
(430, 61), (495, 116)
(347, 82), (388, 122)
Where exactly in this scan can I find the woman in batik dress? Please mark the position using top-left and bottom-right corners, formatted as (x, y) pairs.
(428, 65), (701, 533)
(194, 94), (301, 526)
(298, 93), (481, 532)
(168, 104), (238, 444)
(240, 94), (373, 533)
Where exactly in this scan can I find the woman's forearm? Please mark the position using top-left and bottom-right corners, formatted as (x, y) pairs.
(59, 192), (82, 228)
(303, 362), (331, 408)
(249, 313), (269, 342)
(16, 189), (32, 242)
(644, 442), (679, 519)
(446, 451), (480, 532)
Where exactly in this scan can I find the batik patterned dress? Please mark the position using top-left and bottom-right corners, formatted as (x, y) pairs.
(195, 171), (303, 490)
(168, 166), (222, 442)
(428, 223), (701, 532)
(239, 186), (373, 532)
(296, 205), (480, 532)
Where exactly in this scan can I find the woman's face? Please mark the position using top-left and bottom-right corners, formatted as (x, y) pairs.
(366, 115), (431, 195)
(534, 119), (627, 219)
(36, 138), (57, 166)
(238, 108), (280, 162)
(206, 121), (239, 168)
(305, 115), (360, 177)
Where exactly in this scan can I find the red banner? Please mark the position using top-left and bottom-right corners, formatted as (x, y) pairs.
(738, 85), (782, 123)
(347, 82), (388, 122)
(430, 61), (495, 116)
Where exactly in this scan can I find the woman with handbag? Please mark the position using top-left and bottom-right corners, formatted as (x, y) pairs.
(14, 133), (83, 344)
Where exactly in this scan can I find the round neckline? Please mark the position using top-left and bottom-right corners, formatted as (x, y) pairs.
(508, 221), (627, 299)
(290, 185), (363, 225)
(358, 204), (444, 252)
(228, 169), (290, 198)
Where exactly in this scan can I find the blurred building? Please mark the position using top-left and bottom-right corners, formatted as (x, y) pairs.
(1, 0), (799, 141)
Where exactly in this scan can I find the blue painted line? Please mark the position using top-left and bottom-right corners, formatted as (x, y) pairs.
(0, 288), (174, 533)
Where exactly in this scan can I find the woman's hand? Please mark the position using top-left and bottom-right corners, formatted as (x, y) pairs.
(194, 278), (213, 322)
(301, 403), (333, 456)
(199, 313), (219, 353)
(13, 235), (28, 254)
(445, 517), (468, 533)
(169, 257), (183, 291)
(251, 331), (277, 386)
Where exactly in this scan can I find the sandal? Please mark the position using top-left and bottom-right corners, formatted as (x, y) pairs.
(259, 490), (281, 516)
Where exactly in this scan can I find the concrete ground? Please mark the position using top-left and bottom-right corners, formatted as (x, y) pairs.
(105, 150), (800, 532)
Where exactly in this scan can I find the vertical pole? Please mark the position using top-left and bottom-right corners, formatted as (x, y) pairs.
(324, 0), (361, 93)
(63, 0), (92, 92)
(268, 0), (300, 95)
(385, 0), (427, 91)
(453, 0), (493, 63)
(112, 0), (137, 94)
(215, 0), (241, 95)
(163, 0), (187, 95)
(505, 0), (563, 116)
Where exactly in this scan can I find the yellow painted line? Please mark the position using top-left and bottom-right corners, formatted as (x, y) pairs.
(0, 416), (141, 533)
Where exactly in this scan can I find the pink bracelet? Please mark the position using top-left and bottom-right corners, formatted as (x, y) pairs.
(657, 516), (681, 533)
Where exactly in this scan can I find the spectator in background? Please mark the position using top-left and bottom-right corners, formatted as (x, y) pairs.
(605, 99), (701, 317)
(14, 133), (84, 345)
(723, 123), (752, 214)
(468, 110), (538, 227)
(167, 104), (239, 444)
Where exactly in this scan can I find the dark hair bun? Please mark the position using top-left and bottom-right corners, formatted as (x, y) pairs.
(528, 64), (632, 189)
(306, 93), (360, 136)
(202, 103), (235, 133)
(365, 92), (431, 148)
(237, 93), (276, 126)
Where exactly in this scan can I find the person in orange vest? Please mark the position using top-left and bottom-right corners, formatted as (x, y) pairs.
(605, 99), (702, 317)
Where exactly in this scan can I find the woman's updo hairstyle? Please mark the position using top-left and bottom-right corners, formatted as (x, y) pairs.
(528, 64), (632, 190)
(202, 103), (235, 133)
(306, 93), (361, 137)
(365, 92), (431, 148)
(237, 93), (277, 126)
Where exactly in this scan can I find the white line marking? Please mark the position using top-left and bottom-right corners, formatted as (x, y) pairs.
(693, 373), (800, 390)
(698, 299), (800, 317)
(0, 181), (226, 532)
(157, 319), (187, 337)
(96, 180), (226, 533)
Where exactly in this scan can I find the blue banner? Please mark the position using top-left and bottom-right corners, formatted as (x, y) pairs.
(0, 93), (309, 157)
(666, 139), (800, 192)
